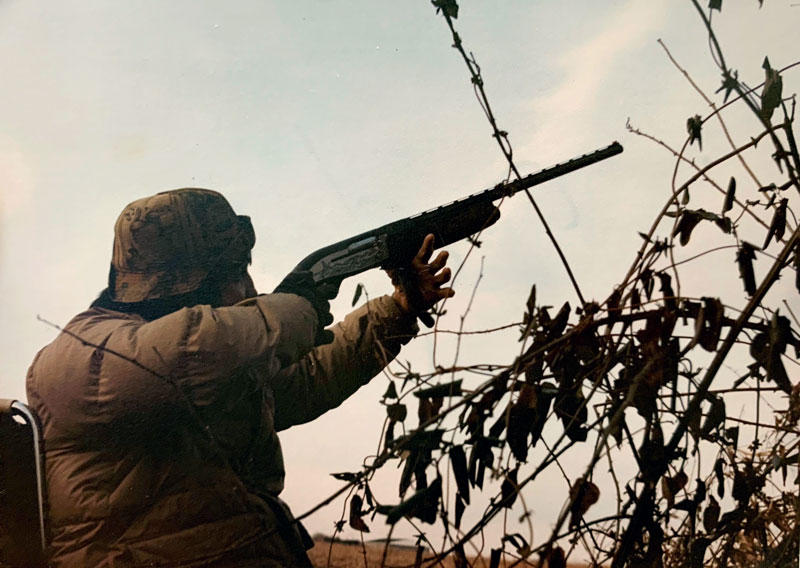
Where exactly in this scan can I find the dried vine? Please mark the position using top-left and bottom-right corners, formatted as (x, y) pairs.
(317, 2), (800, 567)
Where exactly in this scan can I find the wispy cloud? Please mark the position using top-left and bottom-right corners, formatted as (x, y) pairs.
(519, 0), (668, 164)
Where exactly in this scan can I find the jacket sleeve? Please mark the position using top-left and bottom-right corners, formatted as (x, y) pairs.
(28, 293), (318, 431)
(271, 295), (418, 431)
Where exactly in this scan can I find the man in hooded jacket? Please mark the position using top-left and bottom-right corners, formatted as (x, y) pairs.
(26, 188), (454, 567)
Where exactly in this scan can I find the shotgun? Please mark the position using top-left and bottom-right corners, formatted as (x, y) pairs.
(292, 142), (623, 293)
(289, 142), (623, 326)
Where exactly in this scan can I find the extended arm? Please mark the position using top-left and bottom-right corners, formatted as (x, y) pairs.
(271, 234), (454, 430)
(271, 295), (417, 430)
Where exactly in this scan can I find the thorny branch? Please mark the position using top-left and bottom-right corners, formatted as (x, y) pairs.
(435, 3), (588, 307)
(322, 2), (800, 567)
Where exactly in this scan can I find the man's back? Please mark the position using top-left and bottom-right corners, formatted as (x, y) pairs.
(27, 298), (316, 567)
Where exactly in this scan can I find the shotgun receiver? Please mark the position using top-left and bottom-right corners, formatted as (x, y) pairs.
(292, 141), (623, 288)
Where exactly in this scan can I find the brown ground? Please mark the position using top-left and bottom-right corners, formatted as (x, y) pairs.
(308, 537), (590, 568)
(308, 537), (489, 568)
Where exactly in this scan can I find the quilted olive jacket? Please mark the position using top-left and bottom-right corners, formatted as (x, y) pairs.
(26, 293), (416, 567)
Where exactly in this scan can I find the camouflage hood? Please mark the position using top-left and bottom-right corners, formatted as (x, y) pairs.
(111, 188), (255, 303)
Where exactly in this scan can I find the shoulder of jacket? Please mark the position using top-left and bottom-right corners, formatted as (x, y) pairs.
(41, 307), (143, 352)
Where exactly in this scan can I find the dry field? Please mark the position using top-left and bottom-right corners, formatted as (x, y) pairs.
(308, 537), (589, 568)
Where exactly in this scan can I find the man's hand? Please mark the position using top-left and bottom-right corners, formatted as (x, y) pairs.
(387, 234), (455, 322)
(273, 271), (339, 345)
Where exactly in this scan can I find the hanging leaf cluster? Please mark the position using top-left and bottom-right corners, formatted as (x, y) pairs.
(328, 4), (800, 568)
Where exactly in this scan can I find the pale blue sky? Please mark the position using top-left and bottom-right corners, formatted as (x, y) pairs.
(1, 0), (797, 546)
